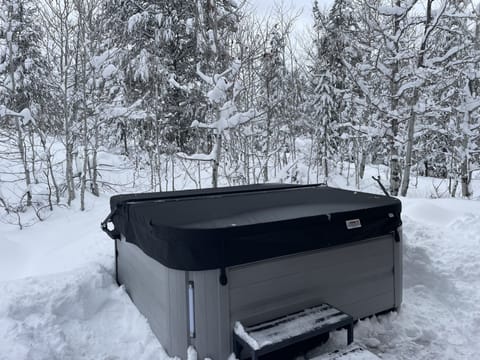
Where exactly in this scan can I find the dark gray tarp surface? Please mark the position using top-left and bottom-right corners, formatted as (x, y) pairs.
(106, 184), (402, 270)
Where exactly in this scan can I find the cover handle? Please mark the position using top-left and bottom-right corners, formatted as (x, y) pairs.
(101, 209), (119, 240)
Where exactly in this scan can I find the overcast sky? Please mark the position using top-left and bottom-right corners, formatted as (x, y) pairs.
(249, 0), (335, 37)
(251, 0), (335, 22)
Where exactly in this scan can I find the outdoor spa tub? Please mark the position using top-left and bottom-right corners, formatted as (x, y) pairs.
(101, 183), (403, 359)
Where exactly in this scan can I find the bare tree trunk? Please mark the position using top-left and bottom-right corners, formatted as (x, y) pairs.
(49, 156), (60, 204)
(154, 83), (163, 192)
(78, 2), (88, 211)
(460, 158), (471, 198)
(155, 120), (162, 192)
(64, 13), (76, 206)
(80, 144), (88, 210)
(6, 5), (32, 207)
(171, 155), (175, 191)
(451, 179), (458, 197)
(212, 133), (222, 188)
(460, 110), (472, 198)
(322, 120), (329, 181)
(346, 160), (351, 187)
(197, 160), (202, 189)
(90, 123), (99, 196)
(45, 169), (53, 211)
(149, 150), (155, 191)
(244, 138), (250, 184)
(388, 0), (403, 197)
(263, 87), (272, 183)
(121, 122), (129, 155)
(400, 112), (415, 196)
(15, 119), (32, 207)
(401, 0), (435, 197)
(359, 150), (366, 180)
(29, 129), (38, 184)
(354, 142), (360, 189)
(65, 118), (75, 205)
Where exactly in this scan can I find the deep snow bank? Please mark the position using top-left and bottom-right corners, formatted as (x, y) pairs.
(0, 264), (170, 360)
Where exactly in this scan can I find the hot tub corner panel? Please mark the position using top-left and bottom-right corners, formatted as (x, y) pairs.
(117, 237), (190, 359)
(189, 270), (231, 360)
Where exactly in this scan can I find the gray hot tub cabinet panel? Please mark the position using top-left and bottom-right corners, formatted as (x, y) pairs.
(117, 232), (400, 360)
(228, 234), (396, 326)
(117, 238), (189, 358)
(189, 270), (230, 359)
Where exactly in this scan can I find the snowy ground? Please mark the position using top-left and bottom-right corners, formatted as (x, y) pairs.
(1, 175), (480, 359)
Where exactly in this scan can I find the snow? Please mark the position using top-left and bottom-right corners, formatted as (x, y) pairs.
(192, 109), (257, 132)
(102, 64), (117, 79)
(312, 345), (380, 360)
(425, 45), (464, 67)
(207, 77), (231, 104)
(234, 305), (350, 350)
(1, 171), (480, 359)
(0, 265), (170, 360)
(176, 142), (218, 162)
(128, 12), (148, 33)
(0, 105), (22, 118)
(377, 6), (405, 16)
(186, 18), (194, 35)
(396, 79), (423, 97)
(233, 322), (260, 350)
(19, 108), (34, 125)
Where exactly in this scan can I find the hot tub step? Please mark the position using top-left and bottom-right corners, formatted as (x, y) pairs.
(233, 303), (354, 360)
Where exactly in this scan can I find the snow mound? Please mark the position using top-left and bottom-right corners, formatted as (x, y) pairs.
(0, 237), (26, 279)
(0, 264), (172, 360)
(403, 201), (458, 226)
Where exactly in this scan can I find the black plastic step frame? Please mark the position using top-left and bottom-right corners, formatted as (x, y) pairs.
(232, 304), (354, 360)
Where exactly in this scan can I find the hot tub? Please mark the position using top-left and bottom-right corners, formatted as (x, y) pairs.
(102, 184), (402, 359)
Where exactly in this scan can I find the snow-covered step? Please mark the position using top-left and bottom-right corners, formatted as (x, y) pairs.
(233, 304), (354, 360)
(311, 345), (380, 360)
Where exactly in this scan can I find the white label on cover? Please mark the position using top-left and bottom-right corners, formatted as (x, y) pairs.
(346, 219), (362, 229)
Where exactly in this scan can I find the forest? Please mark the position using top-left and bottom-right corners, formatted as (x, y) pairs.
(0, 0), (479, 222)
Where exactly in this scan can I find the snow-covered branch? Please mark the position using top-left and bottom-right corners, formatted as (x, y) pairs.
(196, 63), (214, 85)
(191, 108), (257, 132)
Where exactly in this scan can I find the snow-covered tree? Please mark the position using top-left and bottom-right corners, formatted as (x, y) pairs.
(0, 0), (50, 207)
(179, 60), (257, 188)
(308, 0), (361, 182)
(100, 0), (239, 190)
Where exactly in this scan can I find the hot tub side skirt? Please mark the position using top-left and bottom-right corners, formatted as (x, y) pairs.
(117, 237), (189, 358)
(227, 234), (397, 328)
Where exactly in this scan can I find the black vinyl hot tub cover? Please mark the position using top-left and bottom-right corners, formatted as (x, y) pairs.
(103, 184), (402, 271)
